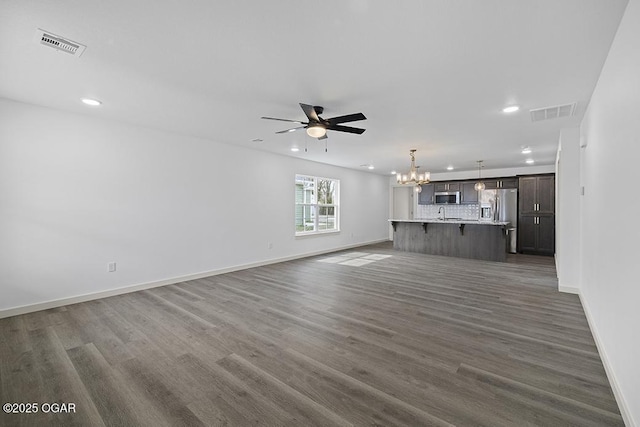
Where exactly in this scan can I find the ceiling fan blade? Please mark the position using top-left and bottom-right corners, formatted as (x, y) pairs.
(326, 112), (367, 124)
(299, 103), (320, 122)
(327, 124), (366, 134)
(275, 126), (306, 134)
(261, 116), (305, 124)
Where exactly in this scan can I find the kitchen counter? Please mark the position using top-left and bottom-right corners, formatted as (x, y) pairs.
(389, 219), (510, 262)
(390, 218), (510, 226)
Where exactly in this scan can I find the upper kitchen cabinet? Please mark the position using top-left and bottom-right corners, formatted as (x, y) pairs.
(519, 175), (555, 214)
(418, 183), (435, 205)
(461, 182), (479, 204)
(433, 182), (460, 192)
(536, 176), (555, 213)
(483, 177), (519, 189)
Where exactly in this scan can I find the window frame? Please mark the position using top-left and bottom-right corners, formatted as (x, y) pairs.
(294, 174), (340, 236)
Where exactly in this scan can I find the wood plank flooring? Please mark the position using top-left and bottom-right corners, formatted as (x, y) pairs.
(0, 242), (623, 426)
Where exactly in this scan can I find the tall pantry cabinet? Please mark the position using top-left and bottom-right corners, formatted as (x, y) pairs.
(518, 175), (555, 255)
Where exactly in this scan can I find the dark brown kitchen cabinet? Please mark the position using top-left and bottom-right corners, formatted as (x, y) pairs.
(519, 216), (537, 252)
(536, 215), (556, 254)
(433, 183), (447, 192)
(483, 177), (519, 189)
(433, 182), (460, 192)
(519, 178), (537, 214)
(519, 175), (554, 214)
(482, 180), (498, 189)
(519, 215), (555, 255)
(536, 176), (555, 213)
(499, 177), (519, 189)
(417, 184), (435, 205)
(461, 182), (479, 204)
(518, 174), (555, 255)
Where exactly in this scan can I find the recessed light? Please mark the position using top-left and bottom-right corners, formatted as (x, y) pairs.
(291, 147), (299, 152)
(525, 159), (535, 164)
(390, 171), (397, 175)
(81, 98), (102, 106)
(446, 165), (454, 171)
(368, 165), (375, 170)
(502, 105), (519, 113)
(521, 147), (532, 154)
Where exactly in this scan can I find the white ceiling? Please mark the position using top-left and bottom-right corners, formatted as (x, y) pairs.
(0, 0), (628, 175)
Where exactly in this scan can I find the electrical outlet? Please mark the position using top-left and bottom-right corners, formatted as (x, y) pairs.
(108, 262), (116, 272)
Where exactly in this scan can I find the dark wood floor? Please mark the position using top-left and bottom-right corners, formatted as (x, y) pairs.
(0, 242), (623, 426)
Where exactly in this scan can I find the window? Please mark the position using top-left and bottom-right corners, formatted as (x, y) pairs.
(295, 174), (339, 235)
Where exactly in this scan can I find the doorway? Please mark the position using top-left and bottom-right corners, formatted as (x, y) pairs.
(391, 186), (412, 240)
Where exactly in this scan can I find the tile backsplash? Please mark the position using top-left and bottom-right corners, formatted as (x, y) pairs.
(416, 203), (479, 220)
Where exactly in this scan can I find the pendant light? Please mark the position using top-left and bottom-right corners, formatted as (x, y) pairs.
(474, 160), (485, 191)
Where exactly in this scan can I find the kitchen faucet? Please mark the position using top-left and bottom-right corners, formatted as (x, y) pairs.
(438, 206), (445, 220)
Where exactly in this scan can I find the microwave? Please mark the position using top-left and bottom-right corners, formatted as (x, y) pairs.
(434, 191), (461, 204)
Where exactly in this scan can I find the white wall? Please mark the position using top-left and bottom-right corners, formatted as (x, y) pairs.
(555, 127), (581, 293)
(576, 0), (639, 424)
(0, 98), (389, 315)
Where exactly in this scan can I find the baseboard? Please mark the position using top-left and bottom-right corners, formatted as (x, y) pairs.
(0, 238), (389, 319)
(558, 285), (580, 294)
(579, 291), (636, 427)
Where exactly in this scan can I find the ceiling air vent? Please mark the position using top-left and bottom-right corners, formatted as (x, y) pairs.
(34, 28), (86, 57)
(530, 103), (576, 122)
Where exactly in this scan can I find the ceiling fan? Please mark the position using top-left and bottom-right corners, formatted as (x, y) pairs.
(261, 103), (366, 140)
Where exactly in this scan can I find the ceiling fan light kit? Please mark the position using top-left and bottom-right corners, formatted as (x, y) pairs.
(306, 125), (326, 138)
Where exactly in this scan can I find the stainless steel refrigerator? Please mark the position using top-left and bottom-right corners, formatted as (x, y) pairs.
(480, 188), (518, 253)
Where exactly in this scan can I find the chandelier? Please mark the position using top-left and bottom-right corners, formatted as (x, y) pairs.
(396, 149), (431, 193)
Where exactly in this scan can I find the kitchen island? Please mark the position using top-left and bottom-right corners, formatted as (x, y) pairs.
(389, 219), (510, 262)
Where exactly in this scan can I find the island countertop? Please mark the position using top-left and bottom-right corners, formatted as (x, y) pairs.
(389, 218), (510, 226)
